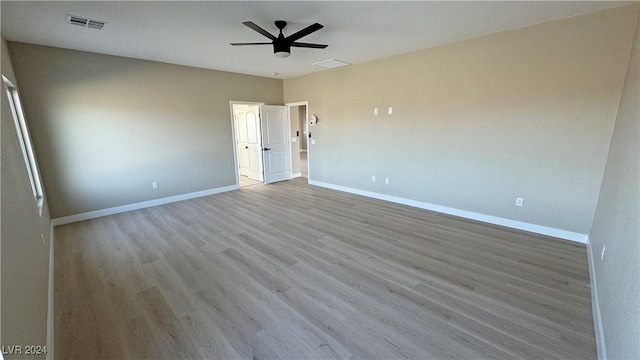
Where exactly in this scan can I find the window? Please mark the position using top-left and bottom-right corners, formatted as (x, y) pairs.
(3, 75), (44, 214)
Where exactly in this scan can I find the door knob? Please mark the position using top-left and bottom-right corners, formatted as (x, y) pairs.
(263, 148), (271, 151)
(245, 146), (249, 149)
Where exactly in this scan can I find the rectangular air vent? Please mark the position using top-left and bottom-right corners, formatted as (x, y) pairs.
(67, 14), (106, 30)
(312, 59), (351, 69)
(87, 20), (105, 30)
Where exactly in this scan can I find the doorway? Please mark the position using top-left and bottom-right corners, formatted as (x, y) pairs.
(287, 102), (310, 181)
(231, 101), (292, 187)
(232, 102), (264, 188)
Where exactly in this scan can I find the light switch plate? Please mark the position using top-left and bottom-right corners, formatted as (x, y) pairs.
(311, 139), (316, 145)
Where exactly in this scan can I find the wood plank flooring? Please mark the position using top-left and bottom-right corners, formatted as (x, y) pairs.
(239, 175), (262, 188)
(54, 178), (596, 359)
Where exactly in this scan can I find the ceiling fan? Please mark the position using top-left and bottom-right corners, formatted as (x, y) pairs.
(230, 20), (328, 58)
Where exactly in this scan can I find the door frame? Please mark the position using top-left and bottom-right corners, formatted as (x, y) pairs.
(285, 101), (310, 180)
(230, 100), (265, 187)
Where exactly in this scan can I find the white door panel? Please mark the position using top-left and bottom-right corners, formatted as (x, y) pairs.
(247, 112), (259, 144)
(235, 105), (263, 182)
(240, 150), (250, 176)
(267, 152), (286, 173)
(266, 117), (284, 144)
(235, 112), (249, 177)
(249, 150), (261, 173)
(261, 105), (291, 184)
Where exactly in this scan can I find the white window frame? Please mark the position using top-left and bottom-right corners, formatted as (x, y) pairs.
(3, 75), (44, 214)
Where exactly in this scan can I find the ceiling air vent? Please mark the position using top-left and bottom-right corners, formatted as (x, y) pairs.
(67, 14), (107, 30)
(312, 59), (351, 69)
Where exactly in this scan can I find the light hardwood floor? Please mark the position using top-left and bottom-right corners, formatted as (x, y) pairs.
(55, 178), (596, 359)
(239, 175), (262, 188)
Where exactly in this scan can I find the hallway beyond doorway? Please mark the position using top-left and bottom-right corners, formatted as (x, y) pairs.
(301, 151), (308, 179)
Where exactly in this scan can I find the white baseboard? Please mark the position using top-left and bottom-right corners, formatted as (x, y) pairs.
(51, 184), (238, 226)
(586, 242), (607, 359)
(308, 180), (588, 243)
(46, 225), (54, 360)
(292, 172), (302, 178)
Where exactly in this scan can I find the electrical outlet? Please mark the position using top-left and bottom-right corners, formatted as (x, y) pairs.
(374, 108), (379, 115)
(152, 181), (158, 189)
(515, 197), (524, 207)
(385, 177), (390, 184)
(601, 245), (606, 260)
(371, 175), (376, 182)
(311, 139), (316, 145)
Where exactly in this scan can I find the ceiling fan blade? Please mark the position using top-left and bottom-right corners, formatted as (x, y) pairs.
(286, 23), (324, 42)
(230, 42), (272, 46)
(242, 21), (276, 40)
(290, 42), (328, 49)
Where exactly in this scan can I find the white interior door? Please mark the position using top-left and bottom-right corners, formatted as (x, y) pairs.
(235, 111), (249, 177)
(235, 105), (263, 182)
(261, 105), (291, 184)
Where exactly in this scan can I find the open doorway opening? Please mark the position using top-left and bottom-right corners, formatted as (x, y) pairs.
(287, 102), (309, 181)
(231, 101), (293, 187)
(231, 102), (264, 188)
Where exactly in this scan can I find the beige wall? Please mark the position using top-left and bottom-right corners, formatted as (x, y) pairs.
(284, 5), (637, 235)
(1, 37), (52, 359)
(589, 10), (640, 360)
(8, 43), (283, 218)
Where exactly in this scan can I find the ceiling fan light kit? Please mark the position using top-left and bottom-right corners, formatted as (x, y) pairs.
(274, 44), (290, 58)
(231, 20), (328, 58)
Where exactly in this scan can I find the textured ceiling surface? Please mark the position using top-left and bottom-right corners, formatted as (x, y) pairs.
(1, 1), (629, 78)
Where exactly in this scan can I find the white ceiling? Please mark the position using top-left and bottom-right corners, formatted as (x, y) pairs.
(1, 1), (631, 79)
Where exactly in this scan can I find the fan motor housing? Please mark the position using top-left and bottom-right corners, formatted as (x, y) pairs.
(274, 37), (291, 57)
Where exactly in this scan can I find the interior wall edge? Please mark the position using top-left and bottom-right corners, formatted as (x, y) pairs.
(1, 35), (52, 357)
(586, 241), (607, 360)
(309, 179), (589, 243)
(585, 7), (640, 359)
(46, 225), (54, 360)
(51, 184), (238, 226)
